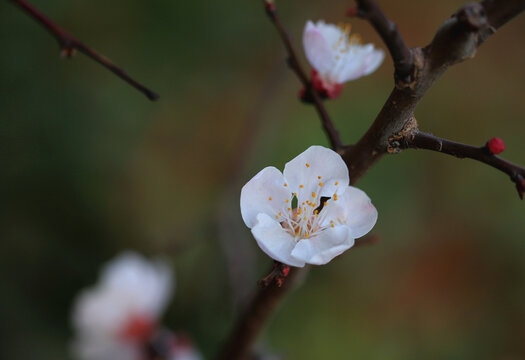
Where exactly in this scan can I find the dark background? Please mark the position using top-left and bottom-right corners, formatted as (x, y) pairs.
(1, 0), (524, 358)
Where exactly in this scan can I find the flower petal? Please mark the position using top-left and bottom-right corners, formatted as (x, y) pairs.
(291, 225), (354, 265)
(251, 213), (305, 267)
(338, 45), (384, 83)
(320, 186), (377, 238)
(283, 145), (349, 201)
(240, 166), (290, 228)
(303, 21), (335, 74)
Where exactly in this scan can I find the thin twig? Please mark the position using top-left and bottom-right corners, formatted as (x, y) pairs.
(9, 0), (159, 101)
(354, 0), (413, 83)
(401, 131), (525, 199)
(263, 1), (343, 150)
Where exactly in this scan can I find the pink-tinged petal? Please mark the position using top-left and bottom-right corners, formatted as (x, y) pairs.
(320, 186), (377, 238)
(240, 166), (290, 228)
(283, 146), (349, 201)
(303, 21), (334, 74)
(291, 225), (354, 265)
(251, 213), (306, 267)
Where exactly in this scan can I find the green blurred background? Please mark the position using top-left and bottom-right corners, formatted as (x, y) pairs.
(1, 0), (524, 359)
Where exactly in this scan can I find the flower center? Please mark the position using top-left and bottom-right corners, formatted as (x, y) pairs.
(271, 171), (341, 241)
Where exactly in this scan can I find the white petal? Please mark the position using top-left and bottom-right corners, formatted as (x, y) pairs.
(320, 186), (377, 238)
(291, 225), (354, 265)
(338, 46), (384, 83)
(313, 20), (346, 49)
(283, 145), (349, 201)
(240, 166), (290, 228)
(303, 20), (335, 74)
(251, 213), (305, 267)
(362, 48), (385, 76)
(100, 252), (173, 318)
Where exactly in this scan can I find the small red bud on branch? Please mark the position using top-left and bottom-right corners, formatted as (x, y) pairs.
(486, 137), (505, 155)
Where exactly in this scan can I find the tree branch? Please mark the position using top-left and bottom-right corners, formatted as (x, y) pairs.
(354, 0), (414, 83)
(219, 1), (524, 359)
(401, 131), (525, 199)
(9, 0), (159, 101)
(218, 266), (304, 360)
(263, 0), (343, 150)
(342, 0), (525, 184)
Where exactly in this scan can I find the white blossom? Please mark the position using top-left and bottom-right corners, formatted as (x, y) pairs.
(303, 20), (384, 98)
(71, 251), (173, 360)
(241, 146), (377, 267)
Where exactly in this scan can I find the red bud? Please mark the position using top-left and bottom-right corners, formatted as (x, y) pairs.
(486, 137), (505, 155)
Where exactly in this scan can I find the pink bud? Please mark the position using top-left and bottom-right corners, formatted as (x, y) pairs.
(486, 137), (505, 155)
(281, 266), (290, 277)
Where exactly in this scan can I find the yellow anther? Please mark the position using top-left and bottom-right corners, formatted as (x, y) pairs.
(312, 192), (316, 197)
(324, 202), (328, 206)
(287, 208), (291, 211)
(305, 233), (309, 237)
(278, 212), (282, 216)
(331, 224), (335, 228)
(314, 210), (319, 214)
(305, 163), (310, 168)
(275, 215), (279, 219)
(312, 203), (316, 207)
(319, 182), (323, 186)
(335, 181), (339, 186)
(284, 183), (288, 187)
(292, 192), (297, 196)
(268, 197), (272, 201)
(302, 202), (305, 206)
(299, 185), (304, 188)
(318, 176), (322, 179)
(334, 194), (338, 201)
(304, 216), (307, 221)
(286, 199), (289, 203)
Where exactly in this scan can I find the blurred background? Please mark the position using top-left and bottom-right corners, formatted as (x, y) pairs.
(1, 0), (524, 359)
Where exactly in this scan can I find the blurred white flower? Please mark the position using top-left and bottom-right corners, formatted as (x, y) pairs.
(302, 20), (384, 99)
(71, 251), (173, 360)
(241, 146), (377, 267)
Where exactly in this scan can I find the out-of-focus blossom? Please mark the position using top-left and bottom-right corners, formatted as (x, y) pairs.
(71, 251), (200, 360)
(240, 146), (378, 267)
(302, 20), (384, 99)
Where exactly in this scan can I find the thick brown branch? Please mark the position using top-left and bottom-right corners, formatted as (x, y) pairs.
(401, 131), (525, 199)
(343, 0), (524, 184)
(354, 0), (414, 83)
(218, 266), (305, 360)
(9, 0), (159, 101)
(263, 1), (343, 150)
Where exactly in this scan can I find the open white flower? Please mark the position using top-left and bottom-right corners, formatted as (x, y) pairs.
(241, 146), (378, 267)
(303, 20), (384, 99)
(71, 251), (174, 360)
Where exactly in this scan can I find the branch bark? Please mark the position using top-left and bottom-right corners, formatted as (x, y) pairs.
(354, 0), (414, 82)
(401, 131), (525, 198)
(9, 0), (159, 101)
